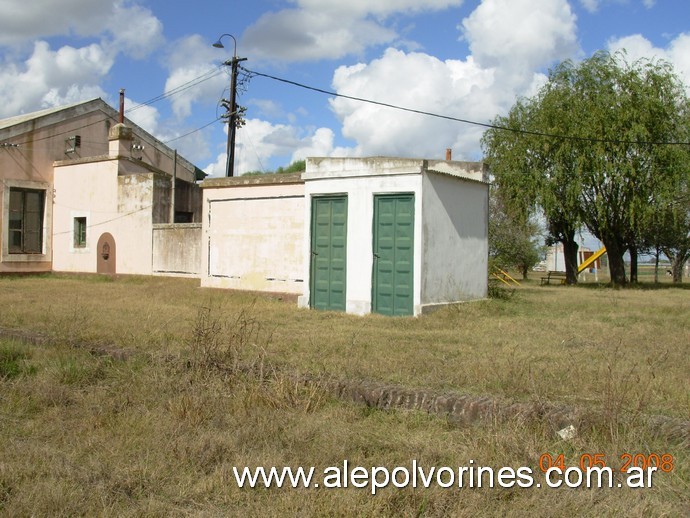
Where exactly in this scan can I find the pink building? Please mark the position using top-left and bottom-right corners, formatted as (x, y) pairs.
(0, 98), (204, 276)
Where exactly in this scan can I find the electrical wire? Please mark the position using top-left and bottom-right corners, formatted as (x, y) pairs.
(4, 66), (226, 148)
(163, 117), (223, 144)
(126, 67), (224, 113)
(242, 66), (690, 147)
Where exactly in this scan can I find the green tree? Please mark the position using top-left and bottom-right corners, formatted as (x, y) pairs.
(651, 181), (690, 283)
(488, 185), (544, 279)
(482, 94), (582, 284)
(483, 51), (689, 286)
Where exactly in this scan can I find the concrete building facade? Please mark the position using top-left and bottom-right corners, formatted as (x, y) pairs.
(0, 99), (204, 276)
(200, 157), (489, 316)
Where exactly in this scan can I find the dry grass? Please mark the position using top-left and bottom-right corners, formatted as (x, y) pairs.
(0, 273), (688, 516)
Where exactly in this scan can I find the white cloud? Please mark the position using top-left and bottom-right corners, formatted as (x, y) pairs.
(0, 41), (112, 117)
(125, 98), (159, 134)
(0, 0), (163, 56)
(296, 0), (464, 17)
(330, 48), (511, 160)
(162, 35), (230, 120)
(243, 9), (397, 62)
(203, 119), (350, 177)
(0, 1), (165, 118)
(234, 118), (304, 173)
(579, 0), (656, 13)
(104, 1), (164, 59)
(607, 33), (690, 89)
(242, 0), (465, 63)
(580, 0), (600, 12)
(0, 0), (114, 45)
(461, 0), (578, 72)
(203, 153), (228, 178)
(228, 0), (580, 167)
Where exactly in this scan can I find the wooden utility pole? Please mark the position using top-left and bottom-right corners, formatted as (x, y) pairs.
(223, 55), (247, 177)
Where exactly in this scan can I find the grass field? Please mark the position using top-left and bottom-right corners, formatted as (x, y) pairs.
(0, 274), (688, 516)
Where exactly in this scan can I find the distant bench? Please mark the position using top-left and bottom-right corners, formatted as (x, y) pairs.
(540, 271), (567, 285)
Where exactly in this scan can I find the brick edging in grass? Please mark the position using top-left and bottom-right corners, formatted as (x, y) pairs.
(0, 326), (132, 361)
(2, 326), (688, 445)
(312, 376), (690, 446)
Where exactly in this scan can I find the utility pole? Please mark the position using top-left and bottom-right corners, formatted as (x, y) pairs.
(213, 34), (246, 177)
(223, 55), (247, 177)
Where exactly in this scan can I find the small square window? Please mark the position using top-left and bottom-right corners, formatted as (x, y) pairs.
(74, 217), (87, 248)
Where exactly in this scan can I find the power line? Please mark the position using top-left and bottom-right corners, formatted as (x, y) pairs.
(242, 67), (690, 147)
(126, 67), (224, 113)
(163, 117), (223, 144)
(5, 66), (225, 147)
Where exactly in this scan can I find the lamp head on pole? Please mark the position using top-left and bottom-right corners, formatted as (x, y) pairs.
(212, 33), (237, 57)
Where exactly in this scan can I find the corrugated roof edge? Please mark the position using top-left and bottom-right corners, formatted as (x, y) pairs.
(426, 160), (489, 184)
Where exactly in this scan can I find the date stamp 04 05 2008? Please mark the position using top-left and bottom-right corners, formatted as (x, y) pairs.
(538, 453), (675, 474)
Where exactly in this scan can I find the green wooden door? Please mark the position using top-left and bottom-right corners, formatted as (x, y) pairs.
(372, 194), (415, 316)
(310, 196), (347, 311)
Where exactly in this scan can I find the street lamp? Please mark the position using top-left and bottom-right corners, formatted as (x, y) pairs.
(213, 33), (247, 177)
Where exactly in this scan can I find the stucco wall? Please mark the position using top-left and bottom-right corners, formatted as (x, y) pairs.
(301, 157), (488, 316)
(52, 163), (155, 275)
(421, 171), (488, 308)
(201, 176), (305, 294)
(301, 158), (425, 315)
(0, 110), (110, 273)
(152, 224), (201, 276)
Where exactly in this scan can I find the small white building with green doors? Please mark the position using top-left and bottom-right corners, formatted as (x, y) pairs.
(199, 156), (489, 317)
(298, 157), (489, 316)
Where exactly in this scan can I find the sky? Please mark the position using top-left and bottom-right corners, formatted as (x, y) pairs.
(1, 0), (689, 177)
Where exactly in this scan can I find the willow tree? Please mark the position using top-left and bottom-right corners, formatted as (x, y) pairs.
(482, 90), (582, 284)
(483, 51), (689, 286)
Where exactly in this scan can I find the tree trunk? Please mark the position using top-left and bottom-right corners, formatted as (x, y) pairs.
(562, 237), (579, 285)
(671, 252), (687, 284)
(653, 247), (660, 284)
(663, 247), (689, 284)
(602, 238), (627, 286)
(629, 245), (638, 284)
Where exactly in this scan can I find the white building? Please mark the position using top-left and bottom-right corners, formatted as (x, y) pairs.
(201, 157), (489, 316)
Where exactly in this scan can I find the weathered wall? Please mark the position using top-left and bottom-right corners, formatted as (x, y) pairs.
(152, 223), (201, 276)
(1, 99), (203, 274)
(421, 171), (488, 308)
(300, 158), (425, 315)
(301, 157), (489, 316)
(0, 109), (110, 273)
(52, 163), (155, 275)
(201, 174), (305, 293)
(52, 161), (117, 274)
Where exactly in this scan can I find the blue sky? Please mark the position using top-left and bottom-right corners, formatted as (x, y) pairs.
(1, 0), (688, 176)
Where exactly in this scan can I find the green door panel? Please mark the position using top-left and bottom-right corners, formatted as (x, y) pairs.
(373, 194), (414, 316)
(310, 196), (347, 311)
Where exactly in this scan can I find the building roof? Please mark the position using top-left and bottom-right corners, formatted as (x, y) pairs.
(0, 99), (101, 131)
(201, 172), (304, 189)
(0, 98), (206, 180)
(304, 156), (489, 184)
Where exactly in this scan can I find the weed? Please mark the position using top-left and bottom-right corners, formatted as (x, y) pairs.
(53, 355), (108, 386)
(487, 278), (516, 300)
(185, 301), (270, 378)
(0, 340), (36, 379)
